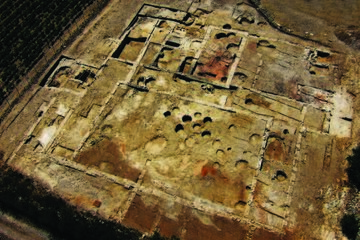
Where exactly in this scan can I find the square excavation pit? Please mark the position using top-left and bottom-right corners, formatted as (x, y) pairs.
(1, 2), (354, 240)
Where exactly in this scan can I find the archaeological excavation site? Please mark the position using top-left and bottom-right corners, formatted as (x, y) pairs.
(1, 0), (360, 239)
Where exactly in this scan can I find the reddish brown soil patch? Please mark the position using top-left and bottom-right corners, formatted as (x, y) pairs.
(157, 206), (188, 239)
(201, 165), (217, 177)
(198, 162), (250, 206)
(314, 92), (327, 103)
(211, 215), (249, 240)
(230, 114), (255, 128)
(265, 138), (285, 162)
(245, 93), (271, 108)
(252, 228), (296, 240)
(317, 55), (336, 64)
(157, 215), (184, 239)
(252, 228), (281, 240)
(184, 211), (249, 240)
(196, 50), (232, 82)
(252, 183), (268, 223)
(248, 41), (257, 51)
(93, 199), (102, 208)
(288, 78), (301, 101)
(200, 163), (229, 182)
(283, 229), (296, 240)
(73, 195), (95, 209)
(122, 195), (159, 233)
(75, 139), (141, 182)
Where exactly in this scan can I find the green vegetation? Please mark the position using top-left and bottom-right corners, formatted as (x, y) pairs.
(341, 146), (360, 240)
(346, 146), (360, 190)
(0, 0), (102, 106)
(341, 214), (359, 240)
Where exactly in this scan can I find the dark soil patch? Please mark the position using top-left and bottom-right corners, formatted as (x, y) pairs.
(184, 209), (248, 240)
(264, 138), (285, 162)
(244, 93), (271, 108)
(122, 195), (159, 234)
(341, 214), (359, 240)
(346, 145), (360, 190)
(75, 139), (141, 182)
(335, 27), (360, 50)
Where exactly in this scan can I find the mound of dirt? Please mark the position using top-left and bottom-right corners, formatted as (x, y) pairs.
(335, 26), (360, 50)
